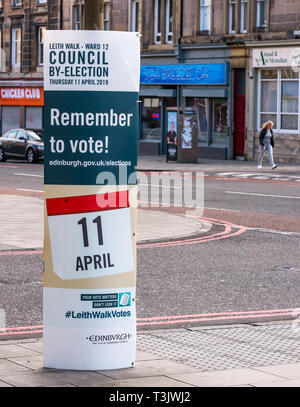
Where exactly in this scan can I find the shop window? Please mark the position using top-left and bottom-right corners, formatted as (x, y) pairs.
(2, 106), (21, 134)
(165, 0), (173, 43)
(200, 0), (211, 33)
(240, 0), (248, 33)
(141, 98), (161, 140)
(11, 27), (21, 68)
(228, 0), (236, 34)
(258, 68), (299, 132)
(256, 0), (266, 27)
(212, 99), (228, 145)
(26, 107), (43, 130)
(154, 0), (161, 44)
(186, 97), (209, 144)
(37, 26), (45, 66)
(131, 0), (140, 32)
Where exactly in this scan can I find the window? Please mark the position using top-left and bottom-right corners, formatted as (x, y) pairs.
(256, 0), (266, 27)
(240, 0), (248, 33)
(165, 0), (173, 43)
(11, 27), (21, 68)
(38, 0), (47, 3)
(154, 0), (161, 44)
(200, 0), (211, 33)
(259, 69), (299, 131)
(141, 98), (161, 140)
(38, 26), (45, 66)
(103, 2), (110, 30)
(131, 0), (140, 32)
(73, 5), (81, 30)
(12, 0), (22, 6)
(228, 0), (236, 34)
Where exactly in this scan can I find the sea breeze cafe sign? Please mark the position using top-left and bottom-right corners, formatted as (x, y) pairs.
(43, 31), (140, 371)
(253, 47), (300, 68)
(140, 63), (227, 85)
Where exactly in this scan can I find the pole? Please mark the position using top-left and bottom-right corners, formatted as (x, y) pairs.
(84, 0), (104, 30)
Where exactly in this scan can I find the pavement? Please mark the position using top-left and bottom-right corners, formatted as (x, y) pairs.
(0, 156), (300, 388)
(137, 155), (300, 174)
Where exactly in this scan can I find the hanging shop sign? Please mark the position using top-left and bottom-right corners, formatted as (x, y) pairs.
(43, 30), (140, 370)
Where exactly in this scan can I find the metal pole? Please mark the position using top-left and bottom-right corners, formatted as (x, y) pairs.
(84, 0), (104, 30)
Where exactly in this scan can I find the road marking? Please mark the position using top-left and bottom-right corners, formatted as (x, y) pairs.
(14, 173), (43, 178)
(138, 183), (182, 189)
(226, 191), (300, 199)
(17, 188), (44, 193)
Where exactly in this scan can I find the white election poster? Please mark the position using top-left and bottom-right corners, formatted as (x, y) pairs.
(43, 31), (140, 370)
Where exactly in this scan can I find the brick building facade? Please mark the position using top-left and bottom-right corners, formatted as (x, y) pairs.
(0, 0), (300, 162)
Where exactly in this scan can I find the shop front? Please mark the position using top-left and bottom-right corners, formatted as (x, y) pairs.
(139, 62), (231, 159)
(0, 83), (44, 135)
(246, 44), (300, 163)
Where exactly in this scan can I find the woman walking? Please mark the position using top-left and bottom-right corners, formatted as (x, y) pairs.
(257, 120), (277, 170)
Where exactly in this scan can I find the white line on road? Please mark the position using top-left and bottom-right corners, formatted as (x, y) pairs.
(138, 183), (182, 189)
(14, 173), (44, 178)
(17, 188), (44, 193)
(226, 191), (300, 199)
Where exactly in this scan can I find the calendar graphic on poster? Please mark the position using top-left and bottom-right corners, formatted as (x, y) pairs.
(46, 191), (134, 280)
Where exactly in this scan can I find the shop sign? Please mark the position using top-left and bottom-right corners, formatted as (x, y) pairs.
(0, 87), (44, 106)
(141, 64), (227, 85)
(253, 47), (300, 68)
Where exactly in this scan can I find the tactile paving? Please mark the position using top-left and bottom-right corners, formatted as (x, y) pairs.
(137, 323), (300, 372)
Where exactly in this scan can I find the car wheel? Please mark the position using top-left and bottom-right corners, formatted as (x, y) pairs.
(0, 147), (6, 162)
(26, 148), (36, 164)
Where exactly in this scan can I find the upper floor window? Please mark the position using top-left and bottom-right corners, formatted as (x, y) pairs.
(240, 0), (248, 33)
(200, 0), (211, 33)
(73, 5), (81, 30)
(228, 0), (236, 34)
(165, 0), (173, 43)
(38, 26), (45, 66)
(103, 2), (110, 30)
(11, 27), (21, 68)
(154, 0), (161, 44)
(12, 0), (22, 6)
(256, 0), (266, 27)
(131, 0), (140, 32)
(38, 0), (47, 3)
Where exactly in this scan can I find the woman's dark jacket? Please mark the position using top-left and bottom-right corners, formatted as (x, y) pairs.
(259, 128), (274, 148)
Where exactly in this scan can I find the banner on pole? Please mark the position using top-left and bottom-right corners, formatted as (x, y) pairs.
(43, 30), (140, 370)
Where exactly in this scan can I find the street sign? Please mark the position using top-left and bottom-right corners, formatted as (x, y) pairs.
(43, 30), (140, 370)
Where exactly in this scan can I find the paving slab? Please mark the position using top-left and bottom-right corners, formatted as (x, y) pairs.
(253, 379), (300, 387)
(98, 359), (199, 380)
(166, 368), (287, 387)
(0, 370), (114, 387)
(252, 363), (300, 380)
(0, 344), (40, 359)
(7, 355), (43, 371)
(95, 376), (195, 388)
(0, 380), (13, 387)
(0, 359), (31, 374)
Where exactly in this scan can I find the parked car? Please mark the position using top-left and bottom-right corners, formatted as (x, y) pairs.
(0, 128), (44, 163)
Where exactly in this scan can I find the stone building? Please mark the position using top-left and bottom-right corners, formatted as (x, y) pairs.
(1, 0), (300, 162)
